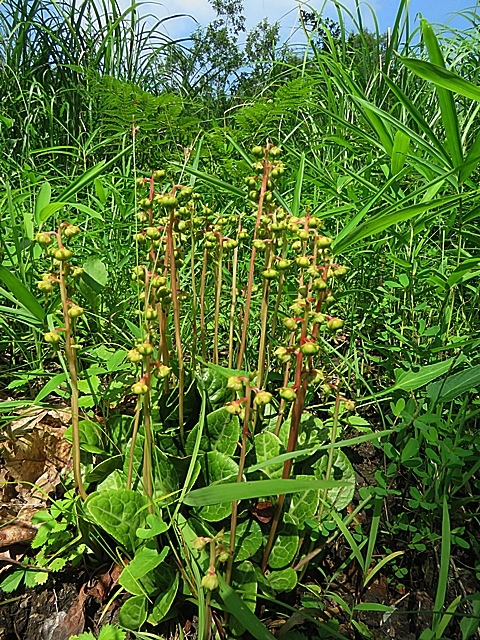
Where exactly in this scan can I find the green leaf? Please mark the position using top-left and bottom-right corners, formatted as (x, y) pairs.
(393, 357), (459, 392)
(184, 478), (346, 507)
(225, 519), (263, 562)
(85, 489), (148, 551)
(217, 574), (276, 640)
(136, 513), (169, 539)
(254, 431), (284, 478)
(420, 19), (463, 168)
(55, 145), (131, 204)
(0, 265), (45, 322)
(119, 595), (147, 630)
(427, 365), (480, 403)
(186, 408), (240, 457)
(292, 152), (305, 218)
(391, 130), (410, 176)
(119, 546), (169, 596)
(460, 593), (480, 640)
(265, 567), (297, 593)
(269, 519), (299, 569)
(0, 569), (24, 593)
(401, 437), (420, 464)
(173, 163), (244, 197)
(229, 561), (258, 637)
(399, 56), (480, 104)
(197, 451), (239, 522)
(98, 626), (126, 640)
(288, 474), (320, 524)
(199, 366), (234, 409)
(35, 182), (51, 224)
(82, 257), (108, 293)
(34, 373), (68, 403)
(314, 450), (356, 510)
(148, 572), (179, 624)
(333, 194), (468, 255)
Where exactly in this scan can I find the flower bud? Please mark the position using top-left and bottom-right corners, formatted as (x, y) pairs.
(150, 275), (166, 288)
(145, 227), (161, 240)
(153, 169), (166, 180)
(193, 536), (208, 552)
(44, 331), (60, 344)
(251, 145), (264, 158)
(127, 349), (143, 363)
(317, 236), (333, 249)
(313, 278), (328, 291)
(37, 280), (53, 293)
(137, 342), (154, 356)
(201, 571), (219, 591)
(227, 376), (243, 392)
(155, 364), (171, 379)
(253, 239), (266, 251)
(68, 305), (84, 318)
(295, 256), (310, 268)
(279, 387), (296, 402)
(262, 268), (278, 280)
(254, 391), (272, 406)
(300, 341), (320, 356)
(54, 248), (73, 262)
(63, 225), (80, 239)
(283, 318), (297, 332)
(326, 318), (344, 331)
(217, 546), (230, 563)
(269, 146), (282, 158)
(277, 259), (291, 271)
(225, 402), (242, 415)
(297, 229), (309, 241)
(145, 307), (157, 321)
(131, 382), (149, 395)
(133, 233), (146, 244)
(36, 232), (53, 247)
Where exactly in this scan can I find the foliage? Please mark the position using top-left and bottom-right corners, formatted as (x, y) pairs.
(0, 0), (480, 638)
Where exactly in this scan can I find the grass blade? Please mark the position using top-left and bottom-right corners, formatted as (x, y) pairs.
(183, 478), (346, 507)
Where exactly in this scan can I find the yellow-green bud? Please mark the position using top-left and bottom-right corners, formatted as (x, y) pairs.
(36, 232), (53, 247)
(127, 349), (143, 363)
(63, 225), (80, 239)
(201, 571), (219, 591)
(44, 331), (60, 344)
(279, 387), (296, 402)
(155, 364), (171, 379)
(254, 391), (272, 406)
(37, 280), (53, 293)
(131, 382), (149, 395)
(317, 236), (333, 249)
(327, 318), (344, 331)
(68, 305), (84, 318)
(137, 342), (154, 356)
(300, 341), (320, 356)
(227, 376), (243, 392)
(54, 248), (73, 262)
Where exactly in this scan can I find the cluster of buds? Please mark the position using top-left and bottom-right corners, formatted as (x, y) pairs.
(193, 531), (230, 591)
(36, 223), (85, 349)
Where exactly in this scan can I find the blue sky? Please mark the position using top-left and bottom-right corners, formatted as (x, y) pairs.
(155, 0), (479, 41)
